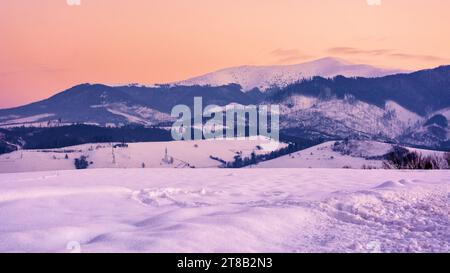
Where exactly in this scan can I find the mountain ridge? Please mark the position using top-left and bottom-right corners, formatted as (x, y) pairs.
(0, 63), (449, 150)
(175, 57), (407, 92)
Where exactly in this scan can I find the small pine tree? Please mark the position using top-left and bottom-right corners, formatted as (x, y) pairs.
(74, 156), (89, 170)
(233, 154), (243, 168)
(250, 151), (257, 165)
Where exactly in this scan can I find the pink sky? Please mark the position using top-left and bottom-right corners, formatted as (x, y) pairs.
(1, 0), (449, 108)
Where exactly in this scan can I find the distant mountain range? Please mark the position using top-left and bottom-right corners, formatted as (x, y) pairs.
(176, 57), (406, 91)
(0, 83), (260, 127)
(269, 65), (450, 149)
(0, 58), (449, 150)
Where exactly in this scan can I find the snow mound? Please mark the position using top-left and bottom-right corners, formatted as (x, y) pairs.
(318, 182), (449, 252)
(374, 180), (412, 189)
(131, 187), (217, 208)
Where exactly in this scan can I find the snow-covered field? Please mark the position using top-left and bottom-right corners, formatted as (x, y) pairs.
(0, 168), (448, 253)
(255, 141), (389, 169)
(255, 140), (447, 169)
(0, 138), (284, 173)
(2, 139), (446, 173)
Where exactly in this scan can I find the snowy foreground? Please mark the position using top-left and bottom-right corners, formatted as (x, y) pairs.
(0, 168), (449, 253)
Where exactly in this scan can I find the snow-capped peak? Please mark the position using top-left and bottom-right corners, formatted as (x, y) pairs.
(175, 57), (406, 92)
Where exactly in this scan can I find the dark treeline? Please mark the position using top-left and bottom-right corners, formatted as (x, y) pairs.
(383, 146), (450, 170)
(223, 138), (320, 168)
(0, 123), (321, 155)
(0, 124), (172, 152)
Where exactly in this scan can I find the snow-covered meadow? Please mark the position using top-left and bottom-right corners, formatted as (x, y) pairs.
(2, 138), (446, 173)
(0, 168), (448, 253)
(0, 138), (285, 173)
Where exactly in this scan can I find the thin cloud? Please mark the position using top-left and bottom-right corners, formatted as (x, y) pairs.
(271, 48), (301, 57)
(389, 53), (448, 63)
(328, 47), (392, 56)
(327, 46), (449, 63)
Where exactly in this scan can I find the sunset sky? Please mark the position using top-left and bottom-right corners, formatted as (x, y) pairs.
(1, 0), (450, 108)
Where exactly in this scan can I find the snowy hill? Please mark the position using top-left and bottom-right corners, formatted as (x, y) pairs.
(2, 138), (446, 173)
(254, 141), (388, 169)
(176, 57), (405, 91)
(0, 168), (448, 252)
(278, 96), (424, 140)
(0, 138), (284, 173)
(399, 109), (450, 149)
(255, 140), (446, 169)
